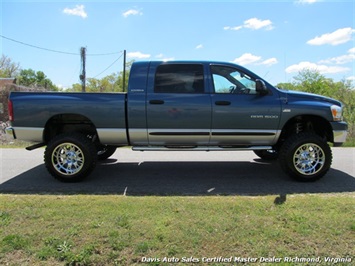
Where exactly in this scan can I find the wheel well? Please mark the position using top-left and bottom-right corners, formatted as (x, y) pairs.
(43, 114), (98, 143)
(279, 115), (333, 145)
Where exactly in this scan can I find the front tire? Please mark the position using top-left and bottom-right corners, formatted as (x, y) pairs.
(279, 132), (332, 182)
(44, 133), (97, 182)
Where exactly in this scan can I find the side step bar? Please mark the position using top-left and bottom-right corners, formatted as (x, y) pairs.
(132, 146), (273, 152)
(26, 142), (46, 151)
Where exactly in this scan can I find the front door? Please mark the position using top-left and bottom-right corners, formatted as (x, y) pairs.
(209, 64), (281, 146)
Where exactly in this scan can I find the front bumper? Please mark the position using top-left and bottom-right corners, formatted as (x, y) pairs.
(331, 121), (348, 146)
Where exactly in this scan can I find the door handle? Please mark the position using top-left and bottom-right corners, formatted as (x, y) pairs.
(149, 100), (165, 105)
(215, 101), (231, 106)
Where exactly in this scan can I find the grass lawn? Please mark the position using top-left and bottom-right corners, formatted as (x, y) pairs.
(0, 194), (354, 265)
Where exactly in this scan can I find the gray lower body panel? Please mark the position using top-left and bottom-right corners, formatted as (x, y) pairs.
(210, 129), (280, 145)
(97, 128), (128, 145)
(132, 145), (273, 151)
(145, 128), (280, 146)
(7, 127), (43, 142)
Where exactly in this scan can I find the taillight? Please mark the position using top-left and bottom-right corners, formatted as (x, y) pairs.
(8, 99), (14, 121)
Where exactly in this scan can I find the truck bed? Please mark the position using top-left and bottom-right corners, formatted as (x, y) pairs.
(9, 92), (128, 145)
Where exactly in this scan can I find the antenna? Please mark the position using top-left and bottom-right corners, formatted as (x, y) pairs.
(123, 50), (126, 92)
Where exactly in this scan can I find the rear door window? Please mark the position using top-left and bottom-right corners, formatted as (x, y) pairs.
(154, 64), (204, 93)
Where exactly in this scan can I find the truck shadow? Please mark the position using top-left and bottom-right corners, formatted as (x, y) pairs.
(1, 159), (354, 196)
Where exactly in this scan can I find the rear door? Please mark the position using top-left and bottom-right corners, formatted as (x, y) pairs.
(209, 64), (281, 145)
(146, 63), (212, 146)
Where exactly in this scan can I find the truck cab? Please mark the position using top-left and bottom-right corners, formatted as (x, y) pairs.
(127, 61), (281, 148)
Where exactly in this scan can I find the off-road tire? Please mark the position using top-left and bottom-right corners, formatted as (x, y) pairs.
(279, 132), (332, 182)
(44, 133), (97, 182)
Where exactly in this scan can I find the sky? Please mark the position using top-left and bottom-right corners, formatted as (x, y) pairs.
(1, 0), (354, 89)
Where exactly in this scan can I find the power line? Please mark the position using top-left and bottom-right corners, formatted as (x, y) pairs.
(92, 52), (124, 78)
(1, 34), (78, 55)
(0, 34), (122, 56)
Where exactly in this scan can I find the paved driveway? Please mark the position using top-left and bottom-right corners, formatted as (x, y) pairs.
(0, 148), (354, 196)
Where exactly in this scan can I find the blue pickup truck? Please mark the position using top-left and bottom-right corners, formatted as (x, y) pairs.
(6, 61), (347, 182)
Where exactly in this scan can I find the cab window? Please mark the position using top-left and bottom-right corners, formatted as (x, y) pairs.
(211, 65), (257, 94)
(154, 64), (204, 93)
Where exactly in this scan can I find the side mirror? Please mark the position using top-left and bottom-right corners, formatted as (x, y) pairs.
(255, 79), (268, 95)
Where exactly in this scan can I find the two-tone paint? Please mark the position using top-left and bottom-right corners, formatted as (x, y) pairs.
(7, 60), (348, 149)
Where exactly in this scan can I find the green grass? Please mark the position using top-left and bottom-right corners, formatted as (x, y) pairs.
(0, 139), (34, 148)
(0, 194), (354, 265)
(342, 137), (355, 147)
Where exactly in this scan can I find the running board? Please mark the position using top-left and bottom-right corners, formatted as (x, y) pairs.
(132, 146), (273, 152)
(26, 142), (46, 151)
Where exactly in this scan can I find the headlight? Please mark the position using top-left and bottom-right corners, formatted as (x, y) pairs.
(330, 105), (343, 121)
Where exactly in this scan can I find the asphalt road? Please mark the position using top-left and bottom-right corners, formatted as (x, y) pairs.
(0, 148), (354, 196)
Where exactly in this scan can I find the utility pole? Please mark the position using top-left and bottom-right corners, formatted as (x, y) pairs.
(80, 47), (86, 92)
(122, 50), (126, 92)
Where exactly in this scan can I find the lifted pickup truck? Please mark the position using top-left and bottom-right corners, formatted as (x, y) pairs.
(7, 61), (347, 182)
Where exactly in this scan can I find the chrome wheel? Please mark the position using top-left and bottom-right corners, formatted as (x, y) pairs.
(45, 133), (97, 182)
(52, 143), (85, 176)
(293, 143), (325, 175)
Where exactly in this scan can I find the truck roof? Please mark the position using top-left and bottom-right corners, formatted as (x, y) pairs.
(132, 60), (267, 86)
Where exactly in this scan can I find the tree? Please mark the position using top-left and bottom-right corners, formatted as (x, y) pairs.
(293, 69), (336, 96)
(0, 54), (20, 78)
(17, 69), (58, 91)
(0, 55), (58, 91)
(69, 83), (82, 92)
(17, 69), (36, 86)
(66, 60), (133, 93)
(276, 82), (296, 91)
(277, 69), (355, 142)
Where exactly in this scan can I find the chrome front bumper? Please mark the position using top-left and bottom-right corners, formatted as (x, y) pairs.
(331, 121), (348, 146)
(333, 130), (348, 146)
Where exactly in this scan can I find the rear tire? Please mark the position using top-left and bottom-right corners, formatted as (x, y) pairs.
(279, 132), (332, 182)
(44, 133), (97, 182)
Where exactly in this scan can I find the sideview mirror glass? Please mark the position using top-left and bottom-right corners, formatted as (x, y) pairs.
(256, 79), (268, 95)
